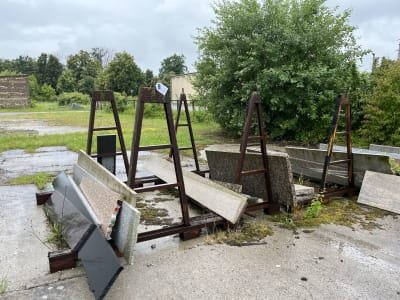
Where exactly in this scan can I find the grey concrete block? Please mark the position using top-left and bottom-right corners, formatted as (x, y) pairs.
(142, 155), (247, 224)
(112, 201), (140, 265)
(73, 164), (140, 265)
(76, 150), (137, 205)
(79, 177), (122, 239)
(319, 143), (400, 160)
(357, 171), (400, 214)
(286, 147), (393, 187)
(205, 144), (296, 209)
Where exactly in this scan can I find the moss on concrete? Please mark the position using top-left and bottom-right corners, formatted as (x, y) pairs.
(271, 197), (395, 230)
(205, 222), (273, 246)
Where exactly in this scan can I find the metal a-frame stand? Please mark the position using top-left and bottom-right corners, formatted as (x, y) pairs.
(87, 90), (129, 176)
(170, 89), (208, 176)
(127, 87), (226, 242)
(320, 94), (356, 200)
(234, 92), (280, 214)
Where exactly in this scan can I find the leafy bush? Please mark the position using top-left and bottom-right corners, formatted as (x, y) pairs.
(195, 0), (367, 142)
(362, 60), (400, 146)
(143, 103), (164, 118)
(57, 92), (89, 106)
(36, 83), (57, 102)
(304, 198), (322, 219)
(191, 110), (213, 123)
(28, 74), (41, 101)
(104, 92), (132, 113)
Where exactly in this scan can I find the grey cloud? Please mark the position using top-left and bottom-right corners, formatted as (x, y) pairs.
(1, 0), (398, 72)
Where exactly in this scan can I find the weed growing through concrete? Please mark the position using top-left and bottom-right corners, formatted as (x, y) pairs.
(205, 222), (273, 246)
(9, 172), (53, 190)
(0, 277), (8, 294)
(304, 195), (322, 219)
(42, 207), (67, 250)
(46, 222), (68, 249)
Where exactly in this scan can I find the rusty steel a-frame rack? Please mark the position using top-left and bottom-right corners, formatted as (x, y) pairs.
(234, 92), (280, 214)
(86, 90), (130, 176)
(320, 94), (357, 200)
(127, 87), (226, 242)
(169, 89), (208, 176)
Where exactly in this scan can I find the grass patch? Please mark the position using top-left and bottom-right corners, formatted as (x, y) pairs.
(205, 222), (273, 246)
(9, 172), (53, 190)
(271, 198), (395, 230)
(46, 222), (68, 249)
(0, 110), (226, 153)
(389, 158), (400, 175)
(0, 277), (8, 294)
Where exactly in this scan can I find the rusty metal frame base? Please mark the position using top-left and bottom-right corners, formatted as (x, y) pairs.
(48, 249), (78, 273)
(321, 186), (359, 203)
(137, 214), (227, 243)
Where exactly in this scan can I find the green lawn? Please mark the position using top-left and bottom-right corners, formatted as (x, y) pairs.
(0, 105), (229, 153)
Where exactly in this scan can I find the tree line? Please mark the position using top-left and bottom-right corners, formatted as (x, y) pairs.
(0, 50), (188, 103)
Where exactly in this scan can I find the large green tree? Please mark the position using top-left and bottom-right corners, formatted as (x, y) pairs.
(104, 52), (143, 95)
(36, 53), (63, 89)
(195, 0), (367, 141)
(159, 54), (188, 85)
(362, 59), (400, 146)
(66, 50), (101, 94)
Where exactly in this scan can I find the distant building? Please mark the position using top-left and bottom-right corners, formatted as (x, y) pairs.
(170, 73), (197, 100)
(0, 75), (30, 108)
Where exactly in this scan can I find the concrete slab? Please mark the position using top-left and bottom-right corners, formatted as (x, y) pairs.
(73, 164), (140, 265)
(370, 144), (400, 155)
(294, 184), (315, 206)
(0, 147), (77, 184)
(319, 143), (400, 160)
(142, 155), (247, 224)
(357, 171), (400, 214)
(205, 144), (296, 209)
(0, 185), (50, 291)
(79, 177), (121, 239)
(286, 146), (393, 187)
(76, 150), (137, 206)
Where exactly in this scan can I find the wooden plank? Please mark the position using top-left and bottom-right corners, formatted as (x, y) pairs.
(142, 156), (247, 224)
(357, 171), (400, 214)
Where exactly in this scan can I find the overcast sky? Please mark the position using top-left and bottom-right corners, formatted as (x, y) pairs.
(1, 0), (399, 73)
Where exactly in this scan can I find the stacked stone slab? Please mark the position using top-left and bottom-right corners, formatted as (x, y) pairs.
(287, 146), (393, 187)
(0, 75), (30, 108)
(205, 144), (300, 210)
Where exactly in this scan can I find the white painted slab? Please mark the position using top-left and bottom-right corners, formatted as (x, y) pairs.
(142, 155), (247, 224)
(358, 171), (400, 214)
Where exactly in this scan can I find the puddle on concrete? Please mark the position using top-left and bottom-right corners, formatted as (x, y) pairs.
(0, 146), (78, 184)
(0, 119), (85, 135)
(331, 240), (400, 273)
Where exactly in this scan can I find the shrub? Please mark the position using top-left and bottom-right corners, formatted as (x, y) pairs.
(191, 110), (213, 123)
(37, 83), (57, 102)
(104, 92), (132, 113)
(143, 103), (164, 118)
(57, 92), (89, 106)
(362, 60), (400, 146)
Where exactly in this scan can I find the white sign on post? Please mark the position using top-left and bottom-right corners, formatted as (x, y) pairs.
(156, 82), (168, 96)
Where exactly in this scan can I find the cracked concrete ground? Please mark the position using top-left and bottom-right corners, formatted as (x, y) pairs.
(0, 146), (399, 299)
